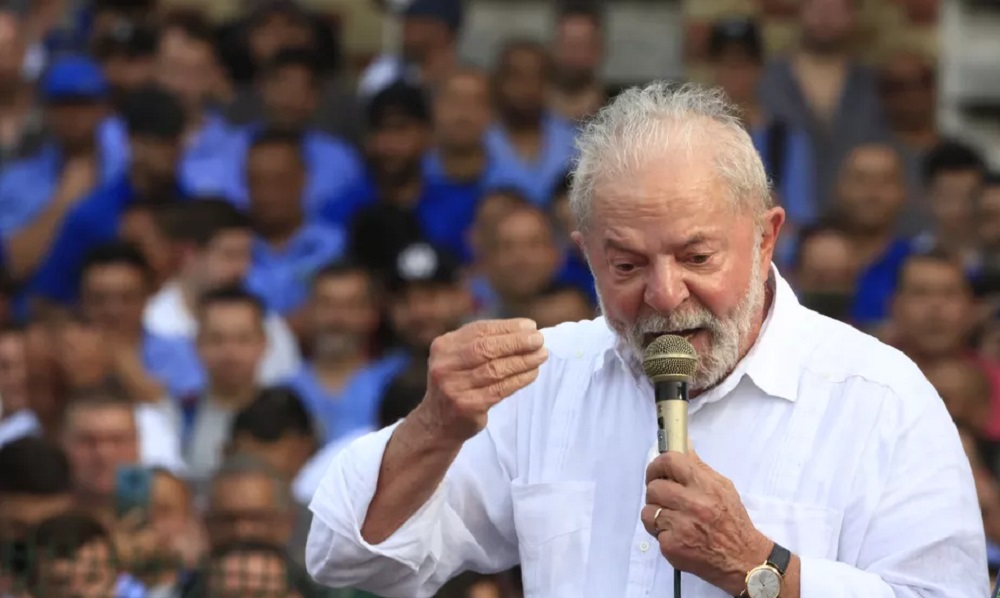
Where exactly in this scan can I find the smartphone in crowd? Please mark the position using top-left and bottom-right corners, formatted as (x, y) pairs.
(114, 465), (153, 525)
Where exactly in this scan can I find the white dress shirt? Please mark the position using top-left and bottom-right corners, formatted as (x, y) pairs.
(305, 269), (988, 598)
(143, 281), (301, 385)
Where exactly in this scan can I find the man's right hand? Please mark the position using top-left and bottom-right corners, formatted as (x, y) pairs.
(57, 155), (97, 202)
(416, 318), (548, 443)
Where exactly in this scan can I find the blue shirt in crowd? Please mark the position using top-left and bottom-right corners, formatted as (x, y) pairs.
(246, 223), (346, 315)
(484, 114), (577, 206)
(227, 126), (365, 218)
(284, 354), (409, 445)
(850, 237), (915, 330)
(0, 117), (129, 235)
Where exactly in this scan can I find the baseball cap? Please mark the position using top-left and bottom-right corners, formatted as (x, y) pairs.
(403, 0), (464, 33)
(40, 56), (109, 103)
(388, 242), (460, 293)
(366, 82), (431, 130)
(708, 17), (763, 62)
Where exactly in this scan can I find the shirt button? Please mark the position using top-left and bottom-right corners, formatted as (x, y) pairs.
(639, 541), (650, 552)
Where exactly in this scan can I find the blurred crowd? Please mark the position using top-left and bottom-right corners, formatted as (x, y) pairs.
(0, 0), (996, 596)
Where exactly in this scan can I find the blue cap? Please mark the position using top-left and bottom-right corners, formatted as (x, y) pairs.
(40, 56), (109, 102)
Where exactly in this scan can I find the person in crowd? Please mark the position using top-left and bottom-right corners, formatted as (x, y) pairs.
(28, 511), (146, 598)
(467, 188), (533, 311)
(183, 288), (267, 482)
(487, 39), (577, 205)
(877, 48), (940, 231)
(525, 283), (594, 329)
(548, 1), (607, 123)
(359, 0), (463, 99)
(924, 357), (992, 436)
(242, 0), (316, 74)
(77, 242), (202, 401)
(154, 13), (236, 197)
(386, 242), (472, 364)
(28, 85), (186, 307)
(340, 83), (477, 273)
(919, 140), (987, 271)
(0, 325), (30, 433)
(144, 199), (301, 385)
(205, 454), (297, 555)
(292, 365), (427, 507)
(285, 262), (406, 444)
(0, 437), (74, 542)
(243, 130), (346, 328)
(194, 541), (322, 598)
(423, 68), (504, 261)
(474, 201), (562, 319)
(227, 386), (317, 484)
(0, 55), (128, 281)
(119, 200), (179, 290)
(548, 173), (596, 303)
(227, 48), (363, 218)
(708, 17), (816, 267)
(976, 173), (1000, 292)
(792, 223), (858, 321)
(0, 9), (41, 167)
(92, 20), (159, 107)
(307, 82), (986, 598)
(829, 143), (910, 330)
(759, 0), (886, 208)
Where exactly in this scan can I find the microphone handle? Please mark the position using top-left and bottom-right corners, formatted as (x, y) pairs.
(655, 380), (689, 455)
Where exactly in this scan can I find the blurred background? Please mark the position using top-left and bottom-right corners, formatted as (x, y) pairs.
(0, 0), (999, 596)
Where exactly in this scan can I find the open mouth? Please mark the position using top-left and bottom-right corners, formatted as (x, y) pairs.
(644, 328), (703, 345)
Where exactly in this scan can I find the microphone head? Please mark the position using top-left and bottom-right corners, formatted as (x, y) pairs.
(642, 334), (698, 383)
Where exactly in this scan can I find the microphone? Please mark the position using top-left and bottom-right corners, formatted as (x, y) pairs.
(642, 335), (698, 455)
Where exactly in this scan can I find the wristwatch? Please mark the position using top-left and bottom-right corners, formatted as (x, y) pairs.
(736, 542), (790, 598)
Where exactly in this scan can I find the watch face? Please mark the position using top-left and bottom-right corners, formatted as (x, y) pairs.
(747, 568), (781, 598)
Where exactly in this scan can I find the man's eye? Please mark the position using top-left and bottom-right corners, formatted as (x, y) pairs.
(689, 254), (711, 265)
(614, 263), (635, 273)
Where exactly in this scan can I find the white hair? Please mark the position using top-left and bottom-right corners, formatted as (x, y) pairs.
(569, 81), (773, 231)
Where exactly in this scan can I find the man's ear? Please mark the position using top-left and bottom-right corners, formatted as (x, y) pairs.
(570, 231), (588, 263)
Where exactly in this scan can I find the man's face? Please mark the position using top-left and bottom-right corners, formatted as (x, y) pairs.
(196, 303), (266, 392)
(368, 114), (430, 182)
(929, 169), (982, 236)
(0, 493), (74, 541)
(484, 209), (560, 303)
(157, 30), (216, 111)
(63, 405), (139, 499)
(891, 259), (971, 358)
(129, 135), (181, 198)
(527, 290), (593, 329)
(552, 16), (602, 88)
(261, 65), (319, 131)
(0, 13), (25, 94)
(0, 332), (28, 413)
(209, 551), (300, 598)
(924, 359), (990, 430)
(80, 264), (148, 339)
(712, 48), (762, 107)
(835, 145), (905, 233)
(390, 284), (469, 352)
(401, 17), (449, 64)
(229, 434), (313, 482)
(799, 0), (856, 52)
(36, 540), (117, 598)
(248, 13), (313, 64)
(311, 272), (378, 358)
(434, 72), (492, 150)
(575, 141), (782, 391)
(102, 54), (157, 101)
(977, 186), (1000, 250)
(207, 473), (291, 549)
(796, 232), (857, 293)
(199, 229), (253, 290)
(55, 320), (110, 390)
(879, 54), (936, 132)
(496, 48), (548, 122)
(45, 101), (106, 154)
(248, 144), (305, 231)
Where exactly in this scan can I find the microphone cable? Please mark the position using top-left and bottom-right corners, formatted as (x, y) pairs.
(674, 569), (682, 598)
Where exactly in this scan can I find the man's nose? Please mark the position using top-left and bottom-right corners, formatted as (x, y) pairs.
(643, 259), (690, 314)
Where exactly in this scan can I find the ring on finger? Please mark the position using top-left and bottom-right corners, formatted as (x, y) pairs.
(652, 507), (664, 533)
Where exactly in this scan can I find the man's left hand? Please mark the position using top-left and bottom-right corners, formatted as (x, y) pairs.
(641, 449), (772, 595)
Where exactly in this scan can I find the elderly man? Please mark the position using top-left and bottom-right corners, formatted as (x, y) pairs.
(305, 83), (987, 597)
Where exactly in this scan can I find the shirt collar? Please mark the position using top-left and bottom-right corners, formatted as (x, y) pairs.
(602, 264), (804, 403)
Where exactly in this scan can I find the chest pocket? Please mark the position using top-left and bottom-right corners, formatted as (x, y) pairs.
(743, 493), (843, 561)
(511, 480), (596, 598)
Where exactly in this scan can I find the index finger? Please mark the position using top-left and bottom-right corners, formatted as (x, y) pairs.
(645, 451), (696, 486)
(460, 318), (538, 339)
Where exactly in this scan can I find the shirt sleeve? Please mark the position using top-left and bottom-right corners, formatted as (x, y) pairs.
(306, 411), (520, 598)
(798, 382), (989, 597)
